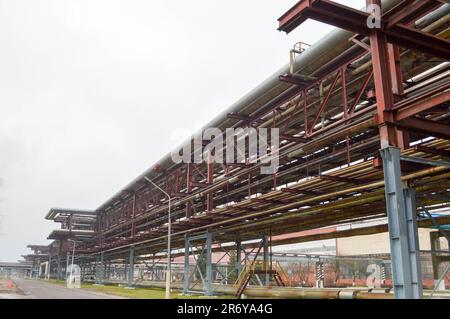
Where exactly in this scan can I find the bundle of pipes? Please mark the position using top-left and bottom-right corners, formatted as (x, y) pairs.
(84, 138), (450, 258)
(88, 137), (450, 256)
(65, 0), (450, 258)
(84, 279), (450, 299)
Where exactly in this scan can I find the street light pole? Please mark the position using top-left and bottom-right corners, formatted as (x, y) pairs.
(144, 176), (172, 300)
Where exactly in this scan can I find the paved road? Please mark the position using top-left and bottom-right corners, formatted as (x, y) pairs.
(3, 279), (125, 299)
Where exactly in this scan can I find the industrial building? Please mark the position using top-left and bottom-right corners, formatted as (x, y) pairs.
(20, 0), (450, 299)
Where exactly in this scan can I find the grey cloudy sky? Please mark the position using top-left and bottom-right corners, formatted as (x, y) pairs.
(0, 0), (364, 261)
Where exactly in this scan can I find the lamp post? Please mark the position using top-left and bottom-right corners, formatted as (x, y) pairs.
(144, 176), (172, 299)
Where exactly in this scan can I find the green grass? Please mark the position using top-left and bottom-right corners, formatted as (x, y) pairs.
(81, 283), (204, 299)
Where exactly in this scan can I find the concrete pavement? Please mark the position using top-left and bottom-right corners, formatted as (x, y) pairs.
(2, 278), (126, 299)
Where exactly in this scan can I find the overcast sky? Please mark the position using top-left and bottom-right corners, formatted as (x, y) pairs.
(0, 0), (364, 261)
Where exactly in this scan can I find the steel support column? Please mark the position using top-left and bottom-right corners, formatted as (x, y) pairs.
(404, 188), (423, 298)
(186, 164), (193, 218)
(183, 236), (189, 294)
(100, 252), (104, 284)
(430, 232), (448, 291)
(56, 257), (61, 280)
(380, 147), (423, 299)
(262, 234), (270, 286)
(80, 262), (85, 282)
(65, 252), (70, 279)
(94, 252), (105, 285)
(94, 255), (100, 285)
(206, 155), (214, 212)
(128, 246), (135, 288)
(124, 258), (128, 281)
(47, 253), (52, 280)
(183, 233), (214, 295)
(236, 240), (242, 277)
(57, 240), (62, 280)
(205, 232), (213, 296)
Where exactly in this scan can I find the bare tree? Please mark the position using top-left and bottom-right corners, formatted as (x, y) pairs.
(328, 259), (341, 287)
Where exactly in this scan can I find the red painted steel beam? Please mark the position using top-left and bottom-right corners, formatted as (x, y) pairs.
(277, 0), (450, 60)
(131, 193), (136, 238)
(348, 70), (373, 115)
(385, 0), (443, 29)
(383, 0), (413, 20)
(278, 0), (370, 35)
(307, 71), (340, 135)
(414, 145), (450, 158)
(395, 89), (450, 121)
(186, 163), (193, 218)
(385, 24), (450, 60)
(277, 0), (312, 34)
(206, 152), (214, 212)
(396, 117), (450, 140)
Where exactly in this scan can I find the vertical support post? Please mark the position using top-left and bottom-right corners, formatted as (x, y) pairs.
(430, 232), (446, 291)
(186, 164), (193, 218)
(99, 252), (104, 284)
(388, 43), (409, 149)
(341, 66), (348, 118)
(66, 252), (70, 279)
(380, 147), (422, 298)
(128, 246), (135, 288)
(183, 236), (190, 294)
(131, 193), (136, 238)
(368, 0), (398, 149)
(102, 258), (108, 282)
(404, 188), (423, 298)
(94, 255), (100, 285)
(388, 44), (403, 97)
(205, 232), (213, 296)
(236, 240), (242, 277)
(124, 257), (128, 281)
(57, 258), (61, 280)
(151, 253), (156, 281)
(57, 240), (62, 280)
(315, 260), (324, 288)
(47, 253), (52, 280)
(263, 234), (270, 286)
(107, 261), (112, 281)
(207, 154), (214, 212)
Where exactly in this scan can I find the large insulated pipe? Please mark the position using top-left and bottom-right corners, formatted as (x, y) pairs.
(96, 0), (406, 211)
(90, 279), (450, 299)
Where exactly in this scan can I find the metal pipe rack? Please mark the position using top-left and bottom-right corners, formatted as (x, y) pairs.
(36, 0), (450, 299)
